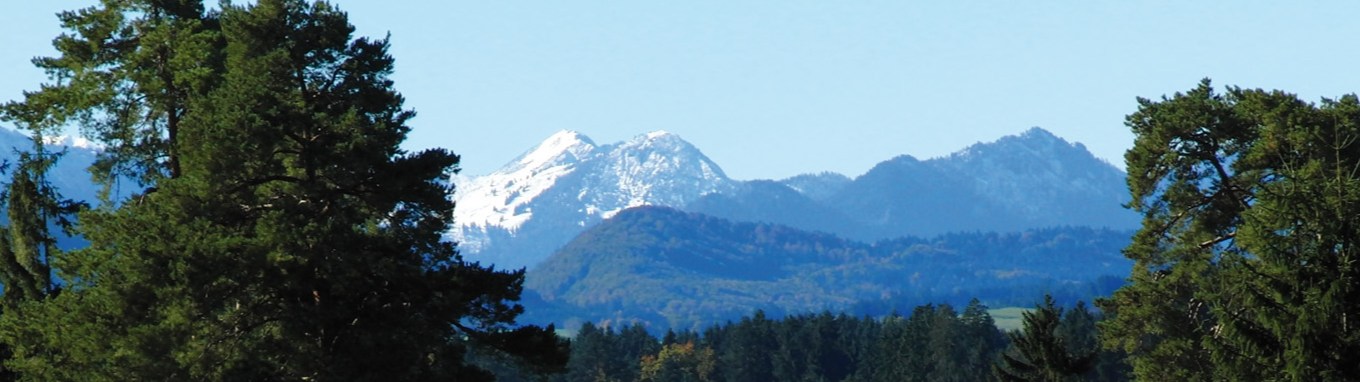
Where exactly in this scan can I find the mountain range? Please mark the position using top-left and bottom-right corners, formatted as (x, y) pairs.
(0, 125), (1140, 332)
(451, 127), (1137, 270)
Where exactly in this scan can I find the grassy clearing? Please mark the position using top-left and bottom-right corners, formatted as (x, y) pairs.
(988, 307), (1033, 332)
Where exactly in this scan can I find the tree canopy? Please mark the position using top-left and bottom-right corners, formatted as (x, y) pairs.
(0, 0), (567, 380)
(994, 295), (1095, 382)
(1099, 79), (1360, 381)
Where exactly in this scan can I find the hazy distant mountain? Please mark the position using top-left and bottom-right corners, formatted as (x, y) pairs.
(778, 172), (851, 201)
(521, 206), (1132, 331)
(923, 127), (1133, 233)
(0, 128), (105, 206)
(686, 180), (869, 237)
(450, 130), (734, 270)
(450, 127), (1135, 270)
(689, 127), (1136, 241)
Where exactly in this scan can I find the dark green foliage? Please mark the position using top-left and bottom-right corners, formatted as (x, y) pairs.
(539, 307), (1015, 382)
(994, 295), (1095, 382)
(1100, 80), (1360, 381)
(0, 136), (85, 382)
(872, 304), (938, 382)
(958, 299), (1009, 381)
(0, 0), (221, 191)
(0, 0), (567, 380)
(717, 311), (777, 382)
(527, 302), (1128, 382)
(525, 206), (1132, 332)
(0, 145), (77, 311)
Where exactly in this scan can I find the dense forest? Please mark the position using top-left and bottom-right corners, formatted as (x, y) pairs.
(483, 298), (1129, 382)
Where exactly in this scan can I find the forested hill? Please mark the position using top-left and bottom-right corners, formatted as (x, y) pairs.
(521, 206), (1132, 332)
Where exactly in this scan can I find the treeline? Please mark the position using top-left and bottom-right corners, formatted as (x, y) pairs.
(848, 275), (1127, 318)
(482, 299), (1129, 382)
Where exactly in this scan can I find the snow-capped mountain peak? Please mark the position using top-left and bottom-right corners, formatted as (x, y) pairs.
(453, 130), (598, 236)
(644, 130), (672, 140)
(502, 130), (596, 174)
(618, 130), (687, 151)
(577, 131), (731, 218)
(450, 129), (734, 269)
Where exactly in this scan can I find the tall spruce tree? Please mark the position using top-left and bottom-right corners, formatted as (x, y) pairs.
(0, 135), (83, 382)
(0, 0), (567, 380)
(1099, 80), (1360, 381)
(720, 311), (776, 382)
(871, 305), (936, 382)
(994, 295), (1095, 382)
(0, 143), (74, 311)
(959, 299), (1006, 382)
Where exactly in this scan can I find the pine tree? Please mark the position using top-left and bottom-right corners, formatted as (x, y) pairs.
(0, 0), (567, 380)
(871, 304), (935, 382)
(994, 295), (1095, 382)
(561, 323), (618, 382)
(617, 323), (663, 382)
(1095, 79), (1246, 381)
(0, 0), (222, 191)
(1099, 80), (1360, 381)
(959, 298), (1006, 382)
(926, 304), (965, 382)
(720, 311), (775, 382)
(1056, 301), (1097, 378)
(1218, 89), (1360, 380)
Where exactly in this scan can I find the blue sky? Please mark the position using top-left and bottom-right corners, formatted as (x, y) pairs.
(4, 2), (1360, 180)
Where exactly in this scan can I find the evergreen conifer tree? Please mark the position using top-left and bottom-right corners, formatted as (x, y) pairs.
(0, 142), (76, 311)
(720, 310), (775, 382)
(0, 0), (568, 380)
(959, 298), (1006, 382)
(994, 295), (1095, 382)
(0, 135), (83, 382)
(1099, 80), (1360, 381)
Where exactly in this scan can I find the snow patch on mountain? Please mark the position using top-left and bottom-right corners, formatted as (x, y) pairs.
(0, 127), (112, 208)
(453, 130), (596, 235)
(580, 131), (731, 210)
(41, 135), (101, 150)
